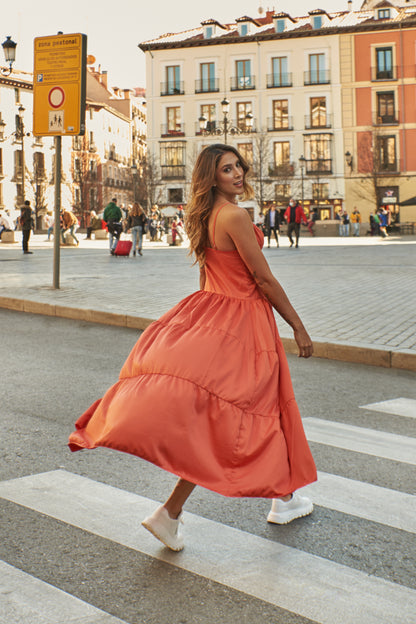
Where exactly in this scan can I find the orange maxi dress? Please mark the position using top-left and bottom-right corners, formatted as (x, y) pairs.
(68, 220), (317, 498)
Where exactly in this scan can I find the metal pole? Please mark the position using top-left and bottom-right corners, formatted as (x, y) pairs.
(21, 117), (25, 203)
(223, 113), (228, 145)
(301, 167), (304, 208)
(53, 135), (61, 289)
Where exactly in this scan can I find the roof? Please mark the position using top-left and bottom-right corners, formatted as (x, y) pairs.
(139, 6), (416, 51)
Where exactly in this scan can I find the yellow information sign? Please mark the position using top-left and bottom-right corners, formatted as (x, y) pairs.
(33, 33), (87, 136)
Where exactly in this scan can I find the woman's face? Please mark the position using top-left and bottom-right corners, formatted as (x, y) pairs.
(214, 152), (244, 201)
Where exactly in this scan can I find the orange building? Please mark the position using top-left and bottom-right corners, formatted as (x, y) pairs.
(343, 1), (416, 225)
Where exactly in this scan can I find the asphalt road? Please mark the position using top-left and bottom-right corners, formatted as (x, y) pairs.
(1, 310), (415, 624)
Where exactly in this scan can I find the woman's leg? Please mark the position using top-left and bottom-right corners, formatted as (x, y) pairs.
(163, 478), (196, 519)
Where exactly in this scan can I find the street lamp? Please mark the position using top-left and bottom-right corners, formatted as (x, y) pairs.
(299, 155), (306, 208)
(1, 36), (17, 76)
(199, 97), (254, 145)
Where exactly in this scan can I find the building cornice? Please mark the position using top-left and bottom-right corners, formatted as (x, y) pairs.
(0, 75), (33, 90)
(138, 17), (416, 52)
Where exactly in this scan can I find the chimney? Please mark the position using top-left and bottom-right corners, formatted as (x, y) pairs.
(123, 89), (131, 100)
(113, 86), (120, 97)
(348, 0), (353, 11)
(101, 70), (108, 88)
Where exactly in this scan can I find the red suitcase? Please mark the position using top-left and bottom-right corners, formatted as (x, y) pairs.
(114, 239), (132, 256)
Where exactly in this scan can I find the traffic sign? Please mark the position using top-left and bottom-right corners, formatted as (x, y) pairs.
(33, 33), (87, 136)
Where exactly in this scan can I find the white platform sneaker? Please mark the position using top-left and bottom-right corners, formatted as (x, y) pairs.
(142, 505), (184, 551)
(267, 493), (313, 525)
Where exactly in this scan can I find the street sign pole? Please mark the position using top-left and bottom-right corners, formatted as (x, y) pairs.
(33, 32), (87, 289)
(53, 135), (61, 289)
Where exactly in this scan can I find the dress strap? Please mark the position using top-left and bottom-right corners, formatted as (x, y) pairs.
(211, 202), (228, 249)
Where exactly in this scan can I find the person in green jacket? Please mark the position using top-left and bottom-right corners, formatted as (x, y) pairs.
(103, 198), (122, 254)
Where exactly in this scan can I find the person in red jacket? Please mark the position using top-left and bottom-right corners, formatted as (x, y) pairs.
(284, 198), (307, 248)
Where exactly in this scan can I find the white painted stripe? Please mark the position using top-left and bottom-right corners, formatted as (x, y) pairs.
(303, 417), (416, 465)
(0, 561), (126, 624)
(360, 398), (416, 419)
(0, 470), (415, 624)
(301, 471), (416, 533)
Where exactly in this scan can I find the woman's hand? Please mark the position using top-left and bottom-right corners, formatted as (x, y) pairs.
(294, 327), (313, 358)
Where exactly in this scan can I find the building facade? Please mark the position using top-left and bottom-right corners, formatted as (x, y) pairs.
(140, 1), (416, 224)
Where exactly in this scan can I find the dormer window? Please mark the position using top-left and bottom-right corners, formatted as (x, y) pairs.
(205, 25), (214, 39)
(313, 15), (323, 29)
(378, 8), (391, 19)
(201, 19), (223, 40)
(276, 19), (285, 33)
(239, 22), (250, 36)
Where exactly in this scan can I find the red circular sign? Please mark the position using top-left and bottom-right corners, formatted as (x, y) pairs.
(48, 86), (65, 109)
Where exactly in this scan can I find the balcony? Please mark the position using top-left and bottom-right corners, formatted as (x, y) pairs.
(161, 165), (186, 179)
(373, 113), (399, 126)
(266, 73), (293, 88)
(268, 163), (295, 177)
(195, 78), (219, 93)
(304, 70), (330, 85)
(160, 82), (184, 96)
(267, 116), (293, 131)
(161, 123), (185, 138)
(376, 159), (400, 174)
(230, 75), (255, 91)
(305, 113), (333, 130)
(371, 66), (397, 81)
(73, 171), (82, 183)
(305, 159), (332, 174)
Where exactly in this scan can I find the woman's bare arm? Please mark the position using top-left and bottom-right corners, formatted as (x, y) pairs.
(222, 207), (313, 358)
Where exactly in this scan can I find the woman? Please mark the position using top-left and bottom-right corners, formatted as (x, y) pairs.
(127, 202), (147, 256)
(68, 144), (316, 551)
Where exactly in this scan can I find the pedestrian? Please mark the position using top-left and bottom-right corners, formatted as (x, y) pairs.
(335, 210), (343, 236)
(264, 204), (280, 248)
(342, 210), (350, 237)
(0, 211), (14, 239)
(68, 143), (316, 552)
(307, 208), (318, 236)
(378, 207), (389, 238)
(284, 198), (307, 248)
(351, 207), (361, 237)
(44, 211), (54, 241)
(60, 208), (79, 245)
(85, 210), (102, 239)
(20, 200), (34, 254)
(127, 202), (147, 256)
(103, 197), (123, 255)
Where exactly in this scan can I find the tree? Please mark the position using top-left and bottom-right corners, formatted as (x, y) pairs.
(135, 151), (163, 212)
(71, 135), (100, 227)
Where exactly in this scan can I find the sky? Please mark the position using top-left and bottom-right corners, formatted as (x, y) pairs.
(5, 0), (360, 90)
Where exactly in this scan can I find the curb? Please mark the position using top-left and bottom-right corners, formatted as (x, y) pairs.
(1, 296), (415, 373)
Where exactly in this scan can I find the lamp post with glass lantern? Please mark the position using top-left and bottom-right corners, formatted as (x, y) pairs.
(17, 104), (27, 203)
(299, 155), (306, 209)
(1, 36), (17, 76)
(199, 97), (254, 144)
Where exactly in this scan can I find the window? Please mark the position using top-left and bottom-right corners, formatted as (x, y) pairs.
(273, 141), (291, 168)
(273, 100), (289, 129)
(33, 152), (45, 181)
(377, 136), (397, 172)
(377, 92), (396, 123)
(199, 62), (216, 92)
(312, 183), (329, 201)
(376, 48), (393, 80)
(240, 23), (248, 36)
(205, 26), (213, 39)
(166, 107), (182, 134)
(237, 143), (253, 165)
(235, 60), (253, 89)
(160, 141), (186, 179)
(200, 104), (216, 131)
(166, 65), (181, 94)
(313, 16), (322, 29)
(275, 183), (291, 200)
(236, 102), (252, 130)
(310, 97), (327, 127)
(276, 19), (285, 33)
(168, 188), (183, 203)
(304, 134), (332, 173)
(271, 57), (289, 87)
(378, 9), (390, 19)
(307, 53), (328, 85)
(89, 188), (96, 210)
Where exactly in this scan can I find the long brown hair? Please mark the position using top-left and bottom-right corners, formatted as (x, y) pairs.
(130, 202), (144, 217)
(186, 144), (253, 265)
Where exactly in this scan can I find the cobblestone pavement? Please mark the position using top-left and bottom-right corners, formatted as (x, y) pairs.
(1, 231), (415, 359)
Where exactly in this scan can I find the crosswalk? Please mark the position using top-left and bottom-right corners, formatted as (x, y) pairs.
(1, 397), (415, 624)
